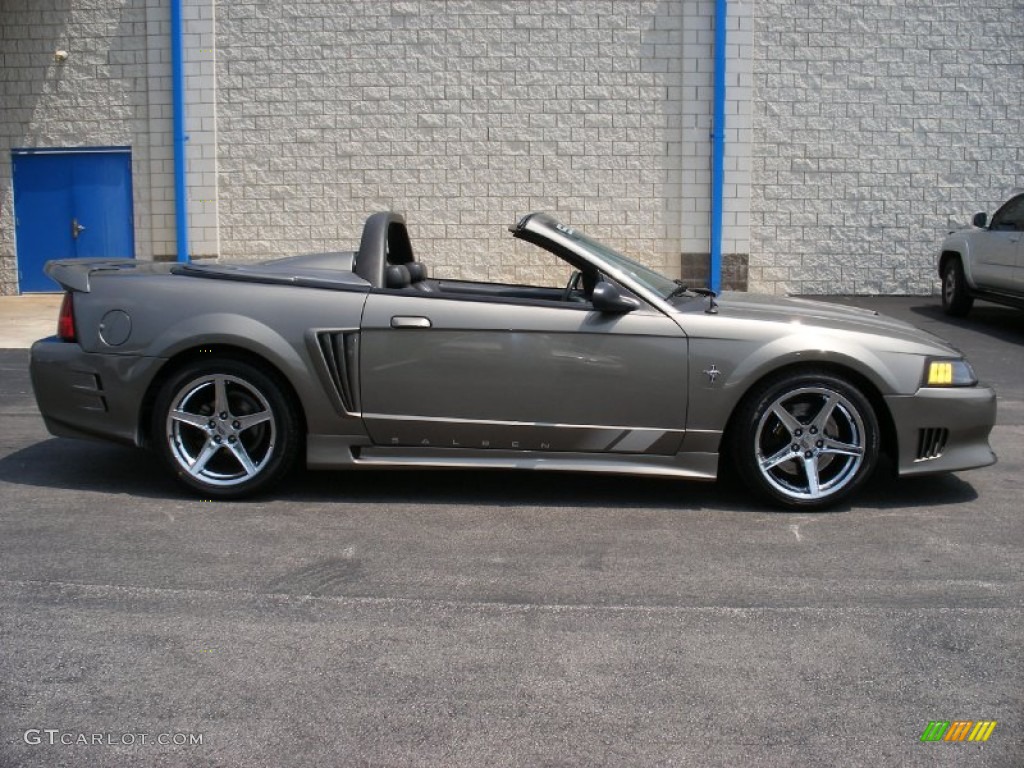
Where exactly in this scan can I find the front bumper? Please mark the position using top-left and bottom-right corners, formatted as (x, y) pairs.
(29, 338), (164, 447)
(885, 385), (997, 476)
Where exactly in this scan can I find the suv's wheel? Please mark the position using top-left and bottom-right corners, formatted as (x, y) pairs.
(941, 258), (974, 317)
(153, 359), (301, 498)
(732, 371), (880, 510)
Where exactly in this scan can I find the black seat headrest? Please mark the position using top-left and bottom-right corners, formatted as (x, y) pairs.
(384, 264), (411, 289)
(406, 262), (428, 282)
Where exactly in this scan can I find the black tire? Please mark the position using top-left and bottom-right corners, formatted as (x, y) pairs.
(941, 258), (974, 317)
(732, 371), (880, 510)
(152, 358), (301, 498)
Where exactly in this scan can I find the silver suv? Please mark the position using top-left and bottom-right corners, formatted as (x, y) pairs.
(939, 192), (1024, 316)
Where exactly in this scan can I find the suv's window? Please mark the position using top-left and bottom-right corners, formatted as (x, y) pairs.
(989, 194), (1024, 231)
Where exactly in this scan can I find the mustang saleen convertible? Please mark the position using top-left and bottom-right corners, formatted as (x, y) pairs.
(30, 212), (996, 509)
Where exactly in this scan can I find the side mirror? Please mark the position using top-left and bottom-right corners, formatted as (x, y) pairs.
(591, 281), (640, 314)
(972, 212), (988, 228)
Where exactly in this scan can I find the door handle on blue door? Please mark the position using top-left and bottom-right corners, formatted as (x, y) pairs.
(390, 316), (432, 329)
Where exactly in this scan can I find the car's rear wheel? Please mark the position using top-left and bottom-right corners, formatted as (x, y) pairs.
(733, 371), (879, 510)
(941, 258), (974, 317)
(153, 359), (301, 498)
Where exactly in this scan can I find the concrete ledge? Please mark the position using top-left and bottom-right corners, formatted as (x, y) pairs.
(0, 294), (63, 348)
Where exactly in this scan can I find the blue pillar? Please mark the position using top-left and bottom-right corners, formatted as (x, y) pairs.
(171, 0), (190, 263)
(710, 0), (727, 292)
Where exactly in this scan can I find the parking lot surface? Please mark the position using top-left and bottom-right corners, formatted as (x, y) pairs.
(1, 297), (1021, 766)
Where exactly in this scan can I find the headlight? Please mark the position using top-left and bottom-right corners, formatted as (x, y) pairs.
(923, 357), (977, 387)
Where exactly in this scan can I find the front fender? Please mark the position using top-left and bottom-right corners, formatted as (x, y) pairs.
(939, 233), (977, 287)
(726, 332), (902, 394)
(686, 331), (928, 436)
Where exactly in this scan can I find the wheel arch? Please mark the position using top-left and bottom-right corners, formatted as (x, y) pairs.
(138, 344), (308, 450)
(939, 240), (976, 287)
(939, 249), (964, 278)
(718, 360), (898, 475)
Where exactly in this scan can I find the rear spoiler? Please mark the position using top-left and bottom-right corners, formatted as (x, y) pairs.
(44, 259), (138, 293)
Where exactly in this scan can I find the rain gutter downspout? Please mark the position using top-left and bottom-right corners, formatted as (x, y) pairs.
(171, 0), (190, 263)
(710, 0), (727, 292)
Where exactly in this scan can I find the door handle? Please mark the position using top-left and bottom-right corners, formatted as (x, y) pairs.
(71, 218), (86, 240)
(390, 316), (432, 329)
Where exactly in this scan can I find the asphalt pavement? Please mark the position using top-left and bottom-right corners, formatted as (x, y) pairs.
(0, 296), (1021, 767)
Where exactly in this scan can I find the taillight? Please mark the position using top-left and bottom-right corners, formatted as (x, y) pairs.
(57, 292), (76, 342)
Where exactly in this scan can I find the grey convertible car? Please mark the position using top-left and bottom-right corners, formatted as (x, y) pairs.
(30, 212), (996, 509)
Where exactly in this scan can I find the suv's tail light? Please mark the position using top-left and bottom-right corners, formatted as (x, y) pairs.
(57, 292), (76, 342)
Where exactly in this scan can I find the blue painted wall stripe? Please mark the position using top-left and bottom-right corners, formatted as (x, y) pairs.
(171, 0), (190, 263)
(710, 0), (727, 293)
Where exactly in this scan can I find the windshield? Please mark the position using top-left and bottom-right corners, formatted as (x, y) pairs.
(553, 224), (679, 298)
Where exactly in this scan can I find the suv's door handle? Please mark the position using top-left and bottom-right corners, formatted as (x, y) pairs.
(390, 316), (432, 329)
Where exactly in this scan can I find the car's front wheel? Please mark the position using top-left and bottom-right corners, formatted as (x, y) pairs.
(152, 359), (301, 498)
(941, 258), (974, 317)
(732, 371), (880, 510)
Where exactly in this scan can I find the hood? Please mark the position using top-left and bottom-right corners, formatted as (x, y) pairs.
(701, 292), (958, 352)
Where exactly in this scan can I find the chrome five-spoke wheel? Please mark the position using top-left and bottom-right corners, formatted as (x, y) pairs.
(734, 372), (879, 509)
(153, 359), (300, 497)
(168, 373), (275, 485)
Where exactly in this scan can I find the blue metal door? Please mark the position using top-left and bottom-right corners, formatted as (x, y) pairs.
(12, 148), (134, 292)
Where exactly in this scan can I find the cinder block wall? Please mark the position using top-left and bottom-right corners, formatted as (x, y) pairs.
(679, 0), (753, 290)
(215, 0), (691, 284)
(8, 0), (1020, 296)
(0, 0), (148, 294)
(750, 0), (1024, 295)
(0, 0), (218, 295)
(0, 0), (745, 295)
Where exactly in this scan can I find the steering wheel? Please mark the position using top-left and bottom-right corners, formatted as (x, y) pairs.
(562, 270), (584, 302)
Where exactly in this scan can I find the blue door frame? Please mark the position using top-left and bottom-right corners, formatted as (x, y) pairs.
(12, 147), (134, 293)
